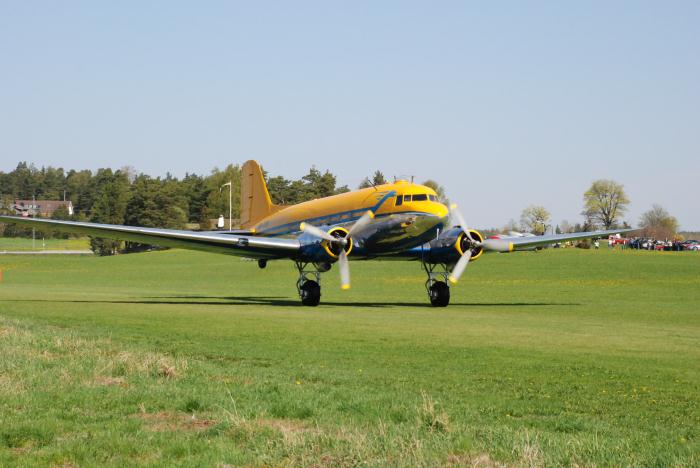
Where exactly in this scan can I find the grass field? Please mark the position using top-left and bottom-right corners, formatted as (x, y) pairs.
(0, 247), (698, 466)
(0, 237), (90, 251)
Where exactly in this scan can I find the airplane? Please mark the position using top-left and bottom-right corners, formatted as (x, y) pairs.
(0, 160), (632, 307)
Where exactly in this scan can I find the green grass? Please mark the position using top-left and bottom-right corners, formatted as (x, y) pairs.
(0, 247), (698, 466)
(0, 237), (90, 251)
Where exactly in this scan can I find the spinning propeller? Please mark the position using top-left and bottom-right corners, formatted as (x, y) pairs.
(447, 204), (514, 283)
(448, 204), (480, 284)
(300, 210), (375, 290)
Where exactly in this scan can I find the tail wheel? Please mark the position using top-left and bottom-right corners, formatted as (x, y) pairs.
(300, 280), (321, 306)
(428, 281), (450, 307)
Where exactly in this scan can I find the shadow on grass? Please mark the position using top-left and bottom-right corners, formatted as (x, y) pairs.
(2, 295), (581, 308)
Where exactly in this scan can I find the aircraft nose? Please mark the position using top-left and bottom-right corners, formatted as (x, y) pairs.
(435, 202), (449, 220)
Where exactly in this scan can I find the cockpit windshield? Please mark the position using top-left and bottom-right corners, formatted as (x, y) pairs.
(396, 193), (436, 204)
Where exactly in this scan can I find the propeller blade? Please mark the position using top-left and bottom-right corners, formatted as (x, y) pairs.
(347, 210), (374, 237)
(300, 222), (337, 242)
(339, 249), (351, 290)
(448, 250), (472, 284)
(303, 211), (375, 291)
(450, 204), (474, 242)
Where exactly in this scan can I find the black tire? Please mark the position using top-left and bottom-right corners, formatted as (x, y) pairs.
(300, 280), (321, 306)
(429, 281), (450, 307)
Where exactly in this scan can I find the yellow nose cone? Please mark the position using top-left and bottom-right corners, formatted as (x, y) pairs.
(434, 203), (449, 219)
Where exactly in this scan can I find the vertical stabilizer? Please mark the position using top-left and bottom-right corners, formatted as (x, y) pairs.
(240, 160), (283, 229)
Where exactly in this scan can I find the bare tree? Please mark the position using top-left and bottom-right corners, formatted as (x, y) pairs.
(582, 179), (630, 229)
(119, 165), (138, 184)
(502, 218), (520, 234)
(520, 205), (551, 235)
(639, 205), (679, 240)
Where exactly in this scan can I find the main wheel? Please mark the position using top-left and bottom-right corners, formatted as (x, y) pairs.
(300, 280), (321, 306)
(428, 281), (450, 307)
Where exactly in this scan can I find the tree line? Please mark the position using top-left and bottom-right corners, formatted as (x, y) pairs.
(0, 162), (357, 254)
(513, 179), (680, 240)
(0, 165), (683, 251)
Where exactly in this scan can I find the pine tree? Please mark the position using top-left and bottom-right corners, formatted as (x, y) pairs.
(89, 169), (131, 255)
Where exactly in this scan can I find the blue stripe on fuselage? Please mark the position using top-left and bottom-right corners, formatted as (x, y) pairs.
(262, 210), (439, 237)
(258, 190), (399, 236)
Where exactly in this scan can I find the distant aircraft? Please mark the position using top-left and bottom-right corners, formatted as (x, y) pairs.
(0, 161), (632, 307)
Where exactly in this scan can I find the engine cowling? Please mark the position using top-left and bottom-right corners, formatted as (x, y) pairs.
(321, 227), (353, 258)
(456, 229), (484, 261)
(298, 226), (353, 263)
(423, 227), (485, 265)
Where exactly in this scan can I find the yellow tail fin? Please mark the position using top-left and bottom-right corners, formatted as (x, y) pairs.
(240, 160), (284, 229)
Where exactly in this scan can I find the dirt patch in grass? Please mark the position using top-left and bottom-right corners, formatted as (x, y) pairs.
(93, 376), (128, 388)
(0, 326), (13, 337)
(446, 453), (503, 467)
(137, 411), (216, 433)
(10, 446), (32, 455)
(256, 418), (310, 434)
(0, 375), (25, 393)
(254, 418), (318, 446)
(210, 375), (255, 386)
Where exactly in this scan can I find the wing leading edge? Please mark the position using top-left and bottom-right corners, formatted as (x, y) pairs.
(499, 228), (636, 251)
(0, 216), (300, 259)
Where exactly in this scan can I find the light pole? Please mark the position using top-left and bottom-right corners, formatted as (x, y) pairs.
(220, 181), (232, 231)
(32, 194), (36, 250)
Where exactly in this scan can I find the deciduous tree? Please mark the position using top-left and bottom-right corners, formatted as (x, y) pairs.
(520, 205), (551, 235)
(422, 180), (449, 205)
(639, 205), (679, 240)
(583, 179), (629, 229)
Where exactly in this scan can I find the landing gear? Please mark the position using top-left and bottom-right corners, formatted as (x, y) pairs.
(428, 281), (450, 307)
(300, 280), (321, 306)
(295, 261), (322, 306)
(423, 262), (451, 307)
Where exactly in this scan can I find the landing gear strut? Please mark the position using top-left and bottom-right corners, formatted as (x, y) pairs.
(423, 262), (451, 307)
(295, 261), (322, 306)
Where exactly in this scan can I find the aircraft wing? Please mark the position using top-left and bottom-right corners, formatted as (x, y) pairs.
(496, 228), (636, 251)
(0, 216), (300, 259)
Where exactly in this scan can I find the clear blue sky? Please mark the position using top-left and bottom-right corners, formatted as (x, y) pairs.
(1, 1), (698, 229)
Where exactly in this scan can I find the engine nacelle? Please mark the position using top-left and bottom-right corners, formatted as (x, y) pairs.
(321, 227), (353, 258)
(424, 227), (484, 265)
(456, 229), (484, 261)
(298, 227), (353, 263)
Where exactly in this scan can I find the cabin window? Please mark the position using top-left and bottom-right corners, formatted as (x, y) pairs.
(403, 195), (412, 202)
(395, 195), (403, 206)
(412, 194), (428, 201)
(429, 195), (437, 202)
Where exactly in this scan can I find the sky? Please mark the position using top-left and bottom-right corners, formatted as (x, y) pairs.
(1, 1), (698, 229)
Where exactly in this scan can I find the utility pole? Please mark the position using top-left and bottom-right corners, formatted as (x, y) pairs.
(220, 181), (232, 231)
(32, 194), (36, 250)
